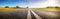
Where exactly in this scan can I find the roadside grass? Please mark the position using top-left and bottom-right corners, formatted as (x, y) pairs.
(32, 8), (60, 11)
(0, 8), (15, 11)
(0, 8), (27, 11)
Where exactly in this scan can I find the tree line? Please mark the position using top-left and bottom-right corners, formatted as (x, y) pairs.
(46, 6), (60, 8)
(5, 6), (28, 8)
(5, 6), (20, 8)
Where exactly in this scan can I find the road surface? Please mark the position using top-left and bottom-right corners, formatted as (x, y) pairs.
(0, 9), (60, 19)
(0, 9), (28, 19)
(33, 9), (60, 19)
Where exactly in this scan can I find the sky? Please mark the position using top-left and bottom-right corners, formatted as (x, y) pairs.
(0, 0), (59, 8)
(0, 0), (27, 7)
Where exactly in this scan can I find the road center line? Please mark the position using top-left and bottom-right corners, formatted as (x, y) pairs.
(30, 10), (42, 19)
(27, 9), (32, 19)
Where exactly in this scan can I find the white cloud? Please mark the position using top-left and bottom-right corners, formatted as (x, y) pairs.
(29, 0), (58, 8)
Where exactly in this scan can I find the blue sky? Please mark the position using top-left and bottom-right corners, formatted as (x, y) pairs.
(0, 0), (58, 8)
(0, 0), (27, 7)
(0, 0), (47, 7)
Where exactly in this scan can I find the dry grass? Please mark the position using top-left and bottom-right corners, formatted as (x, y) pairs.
(0, 8), (14, 11)
(32, 8), (60, 11)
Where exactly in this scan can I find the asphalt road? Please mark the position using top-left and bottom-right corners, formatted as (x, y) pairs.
(33, 10), (60, 19)
(0, 9), (60, 19)
(0, 9), (41, 19)
(0, 9), (28, 19)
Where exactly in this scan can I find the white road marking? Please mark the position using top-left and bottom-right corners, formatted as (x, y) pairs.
(30, 10), (42, 19)
(27, 9), (32, 19)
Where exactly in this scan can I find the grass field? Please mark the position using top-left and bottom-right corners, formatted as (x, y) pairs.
(0, 8), (14, 11)
(0, 8), (27, 11)
(32, 8), (60, 11)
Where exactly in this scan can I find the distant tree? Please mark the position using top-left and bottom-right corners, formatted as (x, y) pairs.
(26, 6), (28, 8)
(46, 6), (53, 8)
(16, 6), (20, 8)
(5, 6), (9, 8)
(55, 6), (59, 8)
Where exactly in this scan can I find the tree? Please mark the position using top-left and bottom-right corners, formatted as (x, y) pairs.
(26, 6), (28, 8)
(55, 6), (59, 8)
(46, 6), (53, 8)
(16, 6), (20, 8)
(5, 6), (9, 8)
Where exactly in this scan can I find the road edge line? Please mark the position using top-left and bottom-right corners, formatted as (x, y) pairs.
(30, 10), (42, 19)
(27, 9), (32, 19)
